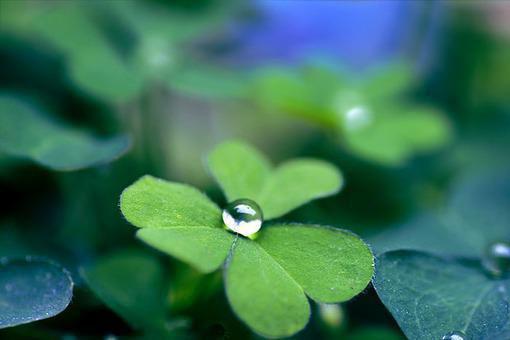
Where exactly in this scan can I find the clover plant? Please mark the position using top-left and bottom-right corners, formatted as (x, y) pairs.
(0, 1), (245, 102)
(120, 140), (374, 337)
(252, 64), (451, 165)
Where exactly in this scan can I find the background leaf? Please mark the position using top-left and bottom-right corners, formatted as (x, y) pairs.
(82, 249), (169, 332)
(371, 168), (510, 257)
(373, 250), (510, 340)
(225, 237), (310, 338)
(0, 95), (130, 170)
(257, 224), (373, 302)
(0, 257), (73, 329)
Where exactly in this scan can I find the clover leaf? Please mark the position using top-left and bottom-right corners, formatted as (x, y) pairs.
(0, 257), (73, 329)
(252, 64), (450, 165)
(0, 1), (244, 102)
(120, 140), (373, 337)
(82, 249), (189, 338)
(208, 140), (343, 219)
(373, 250), (510, 340)
(0, 95), (130, 171)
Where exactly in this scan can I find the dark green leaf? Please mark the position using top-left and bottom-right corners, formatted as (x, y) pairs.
(82, 250), (167, 330)
(373, 250), (510, 339)
(0, 258), (73, 329)
(0, 96), (130, 170)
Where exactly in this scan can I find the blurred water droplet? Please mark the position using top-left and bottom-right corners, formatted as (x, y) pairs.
(318, 303), (343, 328)
(332, 91), (372, 131)
(344, 105), (372, 131)
(442, 331), (466, 340)
(483, 241), (510, 277)
(222, 199), (263, 237)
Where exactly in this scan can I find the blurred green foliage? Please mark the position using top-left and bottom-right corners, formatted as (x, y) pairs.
(0, 0), (509, 339)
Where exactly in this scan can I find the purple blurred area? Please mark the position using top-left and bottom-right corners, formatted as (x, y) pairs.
(227, 0), (445, 70)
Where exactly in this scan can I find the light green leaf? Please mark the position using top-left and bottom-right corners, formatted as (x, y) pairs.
(167, 63), (249, 99)
(81, 250), (167, 330)
(137, 227), (234, 273)
(362, 63), (414, 99)
(208, 141), (342, 219)
(258, 160), (343, 219)
(208, 140), (272, 202)
(225, 238), (310, 338)
(120, 175), (233, 273)
(343, 105), (450, 165)
(0, 96), (130, 171)
(373, 250), (510, 340)
(120, 175), (222, 229)
(0, 257), (73, 329)
(257, 224), (373, 303)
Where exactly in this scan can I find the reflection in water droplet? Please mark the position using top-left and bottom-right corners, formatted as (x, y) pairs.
(222, 199), (263, 237)
(332, 91), (372, 131)
(483, 241), (510, 277)
(344, 106), (372, 131)
(442, 330), (466, 340)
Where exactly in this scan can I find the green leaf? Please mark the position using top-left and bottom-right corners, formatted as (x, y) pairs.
(373, 250), (510, 340)
(120, 175), (233, 273)
(371, 169), (510, 257)
(208, 141), (342, 219)
(225, 238), (310, 338)
(362, 63), (414, 99)
(167, 63), (249, 99)
(120, 175), (222, 229)
(137, 227), (234, 273)
(0, 95), (130, 171)
(0, 257), (73, 329)
(257, 224), (374, 303)
(2, 3), (144, 102)
(81, 250), (167, 330)
(343, 105), (451, 165)
(258, 160), (343, 219)
(252, 64), (450, 165)
(208, 140), (271, 202)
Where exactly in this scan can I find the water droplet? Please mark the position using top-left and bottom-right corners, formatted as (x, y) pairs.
(222, 199), (263, 237)
(442, 331), (466, 340)
(318, 303), (343, 328)
(483, 241), (510, 277)
(333, 91), (372, 131)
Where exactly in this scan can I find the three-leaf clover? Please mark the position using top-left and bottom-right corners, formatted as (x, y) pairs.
(252, 63), (450, 165)
(120, 140), (374, 337)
